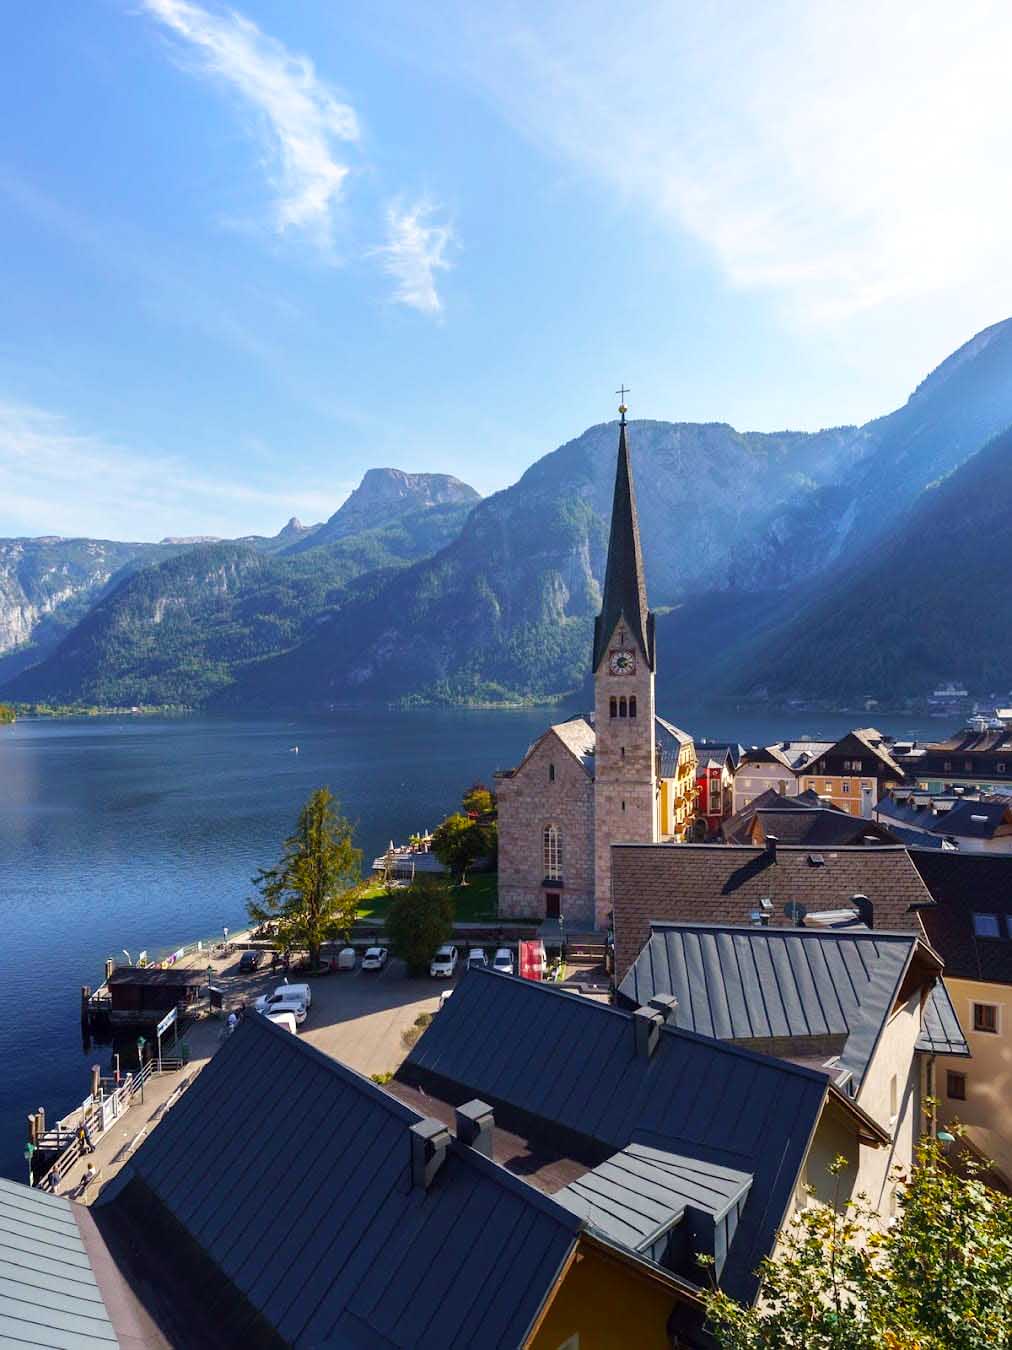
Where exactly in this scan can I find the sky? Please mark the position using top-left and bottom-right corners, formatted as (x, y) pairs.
(3, 0), (1012, 540)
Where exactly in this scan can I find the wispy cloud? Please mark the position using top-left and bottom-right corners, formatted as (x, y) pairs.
(140, 0), (359, 248)
(0, 400), (338, 540)
(426, 1), (1012, 325)
(372, 200), (454, 313)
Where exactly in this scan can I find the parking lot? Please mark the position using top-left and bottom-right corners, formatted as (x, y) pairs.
(216, 950), (460, 1079)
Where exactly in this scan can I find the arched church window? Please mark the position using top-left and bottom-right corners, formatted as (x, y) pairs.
(629, 696), (637, 719)
(610, 697), (617, 719)
(619, 697), (627, 718)
(549, 762), (555, 782)
(543, 824), (562, 880)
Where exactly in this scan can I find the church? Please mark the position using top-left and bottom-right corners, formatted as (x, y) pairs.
(496, 403), (698, 932)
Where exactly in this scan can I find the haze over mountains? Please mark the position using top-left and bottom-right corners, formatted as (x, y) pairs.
(4, 319), (1012, 709)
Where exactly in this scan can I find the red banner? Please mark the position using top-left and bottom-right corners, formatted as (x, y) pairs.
(519, 940), (546, 981)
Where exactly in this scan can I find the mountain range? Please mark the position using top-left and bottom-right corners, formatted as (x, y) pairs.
(5, 317), (1012, 709)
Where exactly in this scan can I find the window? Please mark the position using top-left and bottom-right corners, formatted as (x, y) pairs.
(629, 695), (637, 719)
(973, 913), (1001, 938)
(972, 1003), (999, 1034)
(543, 824), (561, 881)
(842, 760), (851, 771)
(943, 761), (952, 772)
(620, 746), (625, 761)
(619, 697), (627, 718)
(999, 762), (1007, 774)
(824, 782), (833, 794)
(889, 1074), (898, 1121)
(548, 762), (555, 783)
(852, 759), (863, 771)
(842, 781), (851, 794)
(609, 696), (617, 719)
(946, 1071), (966, 1100)
(965, 759), (973, 772)
(778, 781), (787, 794)
(545, 892), (561, 919)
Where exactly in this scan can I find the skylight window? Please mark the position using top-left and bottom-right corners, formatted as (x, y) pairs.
(973, 913), (1001, 938)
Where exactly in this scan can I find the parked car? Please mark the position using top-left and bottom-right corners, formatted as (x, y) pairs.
(430, 944), (459, 978)
(361, 947), (388, 972)
(337, 947), (357, 971)
(257, 992), (307, 1023)
(492, 947), (514, 976)
(438, 989), (454, 1012)
(466, 948), (488, 971)
(265, 1010), (298, 1034)
(238, 950), (262, 972)
(255, 982), (312, 1013)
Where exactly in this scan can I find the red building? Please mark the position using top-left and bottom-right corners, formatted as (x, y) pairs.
(695, 743), (739, 838)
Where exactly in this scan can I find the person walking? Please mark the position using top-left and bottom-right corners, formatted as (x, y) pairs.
(80, 1164), (96, 1197)
(226, 1010), (238, 1035)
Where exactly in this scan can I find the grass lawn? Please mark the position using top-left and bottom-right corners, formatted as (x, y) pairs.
(356, 873), (498, 924)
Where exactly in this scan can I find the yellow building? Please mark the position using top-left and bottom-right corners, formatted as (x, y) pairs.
(915, 851), (1012, 1188)
(797, 728), (904, 817)
(656, 716), (699, 842)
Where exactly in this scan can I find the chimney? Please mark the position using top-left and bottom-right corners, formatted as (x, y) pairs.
(648, 993), (679, 1024)
(851, 894), (874, 929)
(633, 1006), (664, 1058)
(455, 1099), (494, 1158)
(765, 834), (779, 861)
(410, 1117), (450, 1190)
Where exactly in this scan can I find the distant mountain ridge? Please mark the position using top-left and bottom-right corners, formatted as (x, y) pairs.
(5, 317), (1012, 707)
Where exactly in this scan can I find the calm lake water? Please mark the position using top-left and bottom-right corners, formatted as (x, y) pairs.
(0, 702), (940, 1179)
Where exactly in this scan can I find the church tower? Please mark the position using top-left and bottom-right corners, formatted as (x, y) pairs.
(592, 400), (657, 925)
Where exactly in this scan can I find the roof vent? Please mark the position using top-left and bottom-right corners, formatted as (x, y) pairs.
(808, 853), (825, 867)
(410, 1117), (450, 1190)
(633, 1006), (664, 1059)
(765, 834), (779, 861)
(970, 814), (989, 823)
(648, 993), (679, 1023)
(851, 894), (874, 929)
(455, 1099), (494, 1158)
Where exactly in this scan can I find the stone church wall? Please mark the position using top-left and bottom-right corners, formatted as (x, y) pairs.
(495, 729), (596, 929)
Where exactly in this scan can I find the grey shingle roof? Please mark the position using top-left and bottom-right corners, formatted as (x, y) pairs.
(110, 1015), (581, 1349)
(403, 967), (833, 1305)
(611, 842), (937, 981)
(0, 1176), (117, 1348)
(750, 808), (899, 847)
(616, 923), (967, 1089)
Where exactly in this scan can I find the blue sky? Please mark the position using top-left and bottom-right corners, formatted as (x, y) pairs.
(3, 0), (1012, 540)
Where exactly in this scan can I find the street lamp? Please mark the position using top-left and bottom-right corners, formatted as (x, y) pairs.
(136, 1037), (146, 1103)
(24, 1142), (35, 1187)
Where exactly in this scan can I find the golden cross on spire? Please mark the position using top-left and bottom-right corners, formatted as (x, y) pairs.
(616, 384), (630, 424)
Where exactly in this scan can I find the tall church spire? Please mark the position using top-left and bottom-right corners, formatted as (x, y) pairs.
(592, 398), (654, 672)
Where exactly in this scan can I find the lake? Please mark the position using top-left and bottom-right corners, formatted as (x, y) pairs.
(0, 702), (940, 1179)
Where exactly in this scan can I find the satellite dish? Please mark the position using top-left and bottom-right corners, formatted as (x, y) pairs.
(783, 901), (807, 925)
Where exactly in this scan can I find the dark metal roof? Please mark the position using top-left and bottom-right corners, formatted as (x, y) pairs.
(403, 967), (832, 1304)
(913, 850), (1012, 984)
(592, 419), (654, 671)
(616, 922), (966, 1087)
(0, 1176), (117, 1348)
(918, 979), (971, 1056)
(109, 1015), (581, 1349)
(554, 1141), (751, 1255)
(611, 842), (937, 980)
(107, 966), (203, 986)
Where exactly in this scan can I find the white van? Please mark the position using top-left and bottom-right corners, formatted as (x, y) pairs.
(266, 1010), (298, 1034)
(337, 948), (357, 971)
(258, 992), (307, 1023)
(256, 981), (312, 1012)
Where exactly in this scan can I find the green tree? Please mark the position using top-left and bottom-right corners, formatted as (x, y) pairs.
(248, 787), (363, 968)
(386, 875), (455, 974)
(431, 812), (495, 883)
(704, 1131), (1012, 1350)
(462, 782), (495, 817)
(0, 703), (15, 725)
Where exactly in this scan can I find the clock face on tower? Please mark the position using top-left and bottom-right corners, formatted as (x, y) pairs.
(609, 649), (636, 676)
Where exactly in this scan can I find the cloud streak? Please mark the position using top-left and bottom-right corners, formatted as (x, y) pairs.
(141, 0), (359, 248)
(372, 200), (454, 313)
(0, 400), (338, 540)
(428, 0), (1012, 325)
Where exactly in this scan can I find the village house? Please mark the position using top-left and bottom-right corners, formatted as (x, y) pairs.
(496, 406), (697, 932)
(899, 721), (1012, 794)
(616, 919), (966, 1215)
(732, 741), (833, 812)
(400, 965), (896, 1346)
(876, 788), (1012, 853)
(912, 850), (1012, 1187)
(694, 742), (738, 837)
(795, 729), (905, 816)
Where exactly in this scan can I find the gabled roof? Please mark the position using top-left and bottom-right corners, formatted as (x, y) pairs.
(912, 850), (1012, 984)
(104, 1015), (581, 1349)
(656, 716), (695, 777)
(749, 808), (900, 848)
(696, 741), (744, 769)
(0, 1177), (119, 1348)
(592, 420), (654, 671)
(929, 799), (1012, 840)
(721, 788), (828, 844)
(616, 922), (965, 1092)
(550, 716), (597, 773)
(611, 843), (937, 979)
(402, 966), (835, 1305)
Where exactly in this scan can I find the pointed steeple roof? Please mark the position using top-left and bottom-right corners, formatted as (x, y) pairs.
(593, 415), (655, 671)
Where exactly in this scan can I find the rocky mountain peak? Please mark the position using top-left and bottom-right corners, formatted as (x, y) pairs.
(286, 468), (480, 554)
